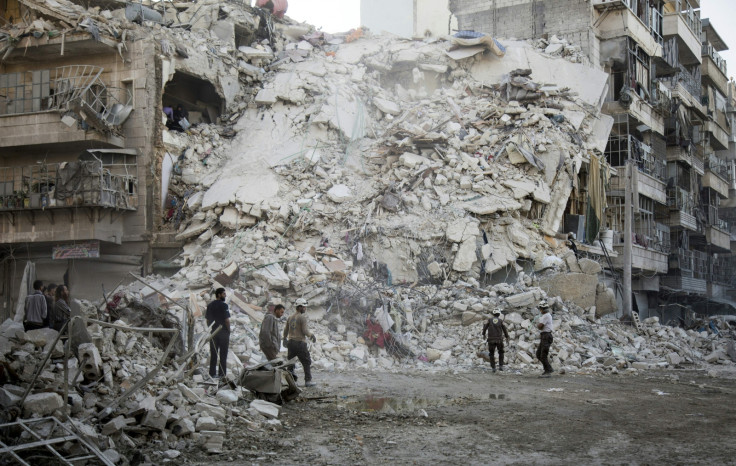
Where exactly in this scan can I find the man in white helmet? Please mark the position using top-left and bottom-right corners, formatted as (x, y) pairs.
(482, 308), (510, 372)
(535, 300), (554, 377)
(283, 298), (317, 387)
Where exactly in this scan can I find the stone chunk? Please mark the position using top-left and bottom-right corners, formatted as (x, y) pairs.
(255, 88), (277, 105)
(102, 416), (133, 435)
(252, 264), (290, 288)
(0, 387), (21, 408)
(23, 328), (58, 347)
(516, 351), (534, 364)
(578, 258), (602, 275)
(666, 352), (682, 366)
(172, 418), (196, 436)
(399, 152), (430, 168)
(250, 399), (281, 419)
(200, 430), (225, 453)
(23, 392), (63, 416)
(505, 291), (536, 308)
(452, 239), (477, 272)
(326, 184), (353, 203)
(195, 402), (227, 420)
(142, 410), (168, 431)
(373, 97), (401, 115)
(196, 416), (218, 431)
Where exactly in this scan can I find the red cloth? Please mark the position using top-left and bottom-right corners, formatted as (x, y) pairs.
(256, 0), (288, 18)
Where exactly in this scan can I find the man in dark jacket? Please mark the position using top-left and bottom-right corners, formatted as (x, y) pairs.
(24, 280), (47, 331)
(44, 284), (56, 328)
(259, 304), (284, 361)
(205, 288), (230, 378)
(482, 308), (510, 372)
(52, 285), (71, 334)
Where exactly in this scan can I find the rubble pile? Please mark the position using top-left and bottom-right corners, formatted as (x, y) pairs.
(2, 0), (736, 461)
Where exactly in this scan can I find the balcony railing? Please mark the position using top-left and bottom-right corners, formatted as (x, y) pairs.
(656, 64), (701, 101)
(705, 154), (731, 181)
(664, 0), (702, 38)
(0, 65), (133, 133)
(702, 43), (728, 77)
(670, 247), (708, 278)
(667, 187), (695, 214)
(0, 154), (137, 211)
(605, 134), (667, 181)
(711, 256), (736, 286)
(632, 222), (671, 254)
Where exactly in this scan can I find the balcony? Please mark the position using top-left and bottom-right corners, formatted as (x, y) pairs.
(662, 3), (702, 65)
(665, 187), (697, 230)
(703, 155), (731, 197)
(0, 66), (132, 150)
(656, 66), (704, 116)
(701, 44), (729, 96)
(606, 135), (667, 203)
(661, 247), (708, 294)
(703, 120), (729, 151)
(0, 149), (137, 244)
(594, 0), (663, 58)
(666, 145), (693, 167)
(603, 91), (665, 135)
(612, 243), (669, 273)
(705, 225), (731, 252)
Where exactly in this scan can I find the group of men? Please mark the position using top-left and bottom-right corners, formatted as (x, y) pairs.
(482, 300), (555, 377)
(205, 289), (316, 387)
(23, 280), (71, 334)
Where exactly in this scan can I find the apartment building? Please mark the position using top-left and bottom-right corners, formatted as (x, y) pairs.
(448, 0), (736, 319)
(0, 0), (236, 316)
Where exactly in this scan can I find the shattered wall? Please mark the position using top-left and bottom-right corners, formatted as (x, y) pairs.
(449, 0), (599, 65)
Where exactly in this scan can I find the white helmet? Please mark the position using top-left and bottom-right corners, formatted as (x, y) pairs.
(538, 300), (550, 309)
(492, 308), (502, 316)
(295, 298), (308, 307)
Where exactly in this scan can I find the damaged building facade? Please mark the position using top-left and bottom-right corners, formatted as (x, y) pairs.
(449, 0), (736, 320)
(0, 0), (245, 316)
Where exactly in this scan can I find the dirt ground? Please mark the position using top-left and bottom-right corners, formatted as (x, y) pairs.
(186, 366), (736, 465)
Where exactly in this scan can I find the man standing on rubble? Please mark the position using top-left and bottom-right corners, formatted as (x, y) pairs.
(43, 283), (57, 328)
(482, 308), (510, 372)
(535, 300), (554, 377)
(206, 288), (231, 379)
(24, 280), (47, 331)
(260, 304), (284, 361)
(283, 298), (316, 387)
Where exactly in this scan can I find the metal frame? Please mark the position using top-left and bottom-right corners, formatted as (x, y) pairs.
(0, 417), (114, 466)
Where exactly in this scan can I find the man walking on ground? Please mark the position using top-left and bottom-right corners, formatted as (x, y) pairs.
(283, 298), (316, 387)
(535, 300), (554, 377)
(260, 304), (285, 361)
(205, 288), (231, 378)
(482, 307), (510, 372)
(24, 280), (47, 331)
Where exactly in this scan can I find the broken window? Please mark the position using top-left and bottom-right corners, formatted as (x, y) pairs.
(0, 65), (133, 131)
(163, 71), (223, 125)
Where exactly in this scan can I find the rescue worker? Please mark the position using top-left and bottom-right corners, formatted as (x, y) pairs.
(282, 298), (316, 387)
(205, 288), (231, 378)
(259, 304), (285, 361)
(482, 308), (510, 372)
(535, 300), (554, 377)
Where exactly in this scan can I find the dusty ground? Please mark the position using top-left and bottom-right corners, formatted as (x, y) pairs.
(185, 367), (736, 465)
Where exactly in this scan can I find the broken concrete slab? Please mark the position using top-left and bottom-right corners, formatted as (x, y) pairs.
(250, 399), (281, 419)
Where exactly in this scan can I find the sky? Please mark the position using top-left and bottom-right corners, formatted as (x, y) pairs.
(282, 0), (736, 77)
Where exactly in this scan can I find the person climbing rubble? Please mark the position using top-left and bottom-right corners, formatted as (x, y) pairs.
(535, 300), (554, 377)
(24, 280), (47, 331)
(283, 298), (316, 387)
(206, 287), (231, 378)
(482, 308), (510, 372)
(260, 303), (285, 361)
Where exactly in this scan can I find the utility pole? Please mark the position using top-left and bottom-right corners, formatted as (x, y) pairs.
(623, 161), (632, 319)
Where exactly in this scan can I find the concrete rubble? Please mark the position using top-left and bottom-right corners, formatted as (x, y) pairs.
(1, 0), (735, 462)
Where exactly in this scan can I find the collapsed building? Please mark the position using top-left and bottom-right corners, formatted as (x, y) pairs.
(1, 0), (736, 463)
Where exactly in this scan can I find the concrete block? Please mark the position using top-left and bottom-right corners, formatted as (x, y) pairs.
(200, 430), (225, 453)
(250, 399), (281, 419)
(195, 402), (227, 420)
(78, 343), (102, 378)
(516, 351), (534, 364)
(141, 410), (168, 431)
(172, 418), (196, 436)
(196, 416), (218, 431)
(23, 392), (64, 416)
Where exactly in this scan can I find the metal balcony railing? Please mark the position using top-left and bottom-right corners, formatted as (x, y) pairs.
(656, 64), (701, 101)
(702, 43), (728, 77)
(663, 0), (702, 38)
(670, 247), (708, 278)
(0, 155), (137, 211)
(705, 154), (731, 181)
(0, 65), (133, 132)
(606, 134), (667, 181)
(667, 187), (695, 215)
(633, 222), (671, 253)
